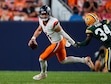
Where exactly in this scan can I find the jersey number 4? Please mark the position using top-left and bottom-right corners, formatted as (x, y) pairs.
(95, 24), (111, 41)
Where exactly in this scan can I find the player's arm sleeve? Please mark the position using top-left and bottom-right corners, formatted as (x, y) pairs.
(78, 33), (93, 46)
(58, 29), (76, 45)
(53, 21), (59, 29)
(53, 20), (76, 45)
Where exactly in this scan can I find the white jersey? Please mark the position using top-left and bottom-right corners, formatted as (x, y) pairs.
(39, 17), (63, 43)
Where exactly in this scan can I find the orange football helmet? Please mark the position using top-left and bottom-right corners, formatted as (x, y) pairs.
(84, 13), (99, 26)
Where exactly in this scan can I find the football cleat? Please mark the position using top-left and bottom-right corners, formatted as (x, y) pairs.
(33, 73), (47, 80)
(84, 56), (95, 70)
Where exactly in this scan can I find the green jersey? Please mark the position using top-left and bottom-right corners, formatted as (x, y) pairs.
(86, 20), (111, 48)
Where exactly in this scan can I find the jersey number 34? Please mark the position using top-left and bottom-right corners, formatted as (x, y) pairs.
(95, 24), (111, 41)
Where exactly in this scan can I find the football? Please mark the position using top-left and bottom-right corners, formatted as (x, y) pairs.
(29, 41), (38, 50)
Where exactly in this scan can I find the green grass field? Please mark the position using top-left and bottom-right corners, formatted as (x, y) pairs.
(0, 71), (111, 84)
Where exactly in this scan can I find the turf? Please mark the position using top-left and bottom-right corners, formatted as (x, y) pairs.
(0, 71), (111, 84)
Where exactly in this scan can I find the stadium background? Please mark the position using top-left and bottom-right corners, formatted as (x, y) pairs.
(0, 21), (101, 71)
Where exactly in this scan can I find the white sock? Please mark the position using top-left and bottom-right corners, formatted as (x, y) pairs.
(39, 59), (47, 74)
(61, 56), (85, 64)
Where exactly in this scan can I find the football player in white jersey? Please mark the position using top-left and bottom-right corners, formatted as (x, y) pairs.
(28, 5), (94, 80)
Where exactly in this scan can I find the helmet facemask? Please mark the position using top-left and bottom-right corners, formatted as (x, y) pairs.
(39, 12), (50, 21)
(39, 5), (51, 21)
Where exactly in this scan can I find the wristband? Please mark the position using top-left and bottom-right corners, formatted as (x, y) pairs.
(31, 36), (36, 40)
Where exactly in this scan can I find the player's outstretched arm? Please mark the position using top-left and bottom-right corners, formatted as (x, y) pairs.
(77, 33), (92, 46)
(55, 25), (76, 46)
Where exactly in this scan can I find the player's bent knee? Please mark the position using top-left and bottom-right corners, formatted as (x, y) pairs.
(39, 58), (45, 62)
(60, 58), (67, 64)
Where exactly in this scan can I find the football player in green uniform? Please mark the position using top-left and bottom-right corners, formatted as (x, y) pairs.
(77, 13), (111, 72)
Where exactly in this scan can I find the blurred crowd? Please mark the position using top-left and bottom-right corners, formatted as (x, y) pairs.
(64, 0), (111, 21)
(1, 0), (111, 21)
(0, 0), (43, 21)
